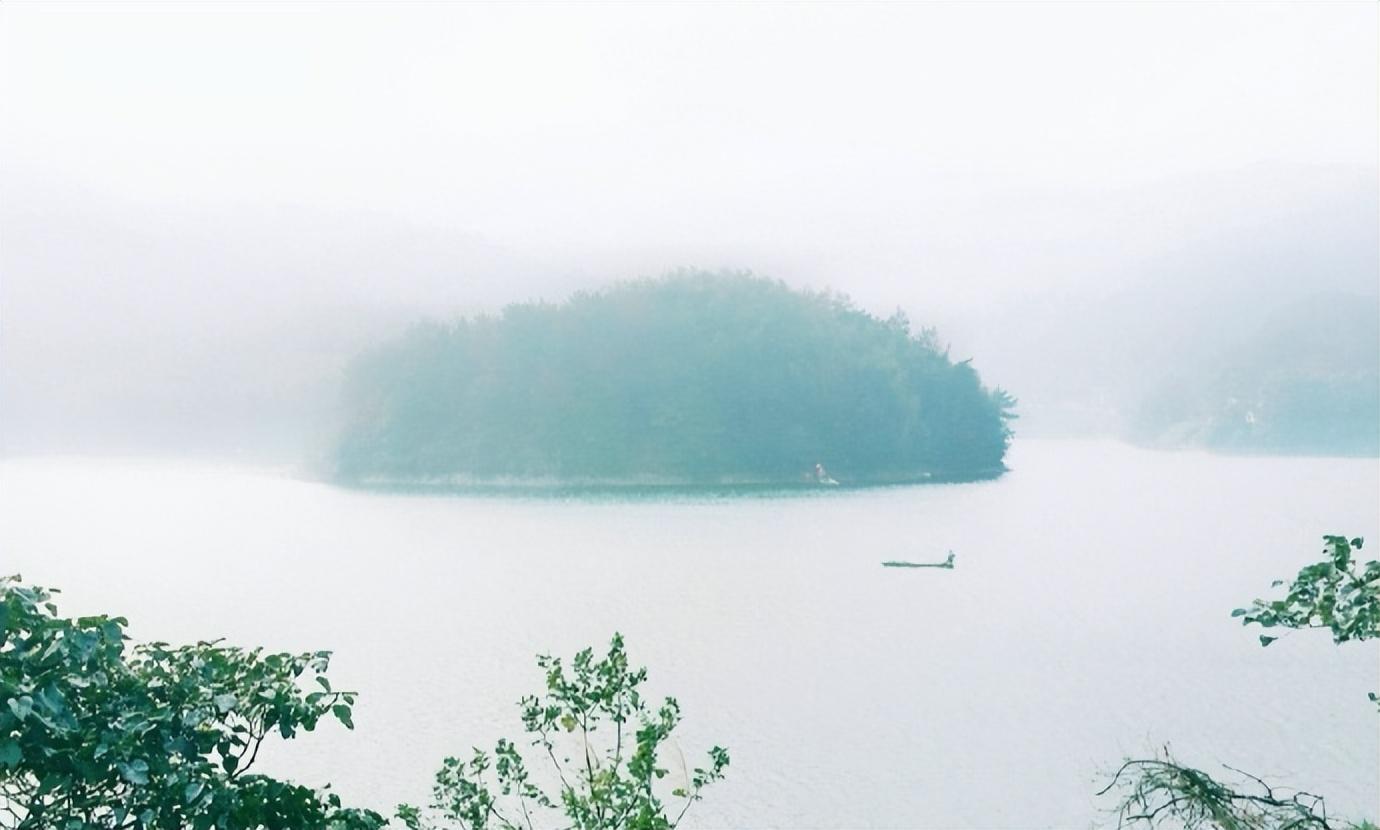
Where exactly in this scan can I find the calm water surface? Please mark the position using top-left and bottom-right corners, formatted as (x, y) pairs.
(3, 440), (1377, 827)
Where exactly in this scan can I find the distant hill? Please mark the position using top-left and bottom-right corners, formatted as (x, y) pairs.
(333, 273), (1016, 485)
(1130, 293), (1379, 456)
(936, 164), (1378, 440)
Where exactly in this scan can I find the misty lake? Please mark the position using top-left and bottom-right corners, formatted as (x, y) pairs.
(3, 439), (1376, 827)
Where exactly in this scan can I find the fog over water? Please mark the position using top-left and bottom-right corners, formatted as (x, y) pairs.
(2, 3), (1376, 455)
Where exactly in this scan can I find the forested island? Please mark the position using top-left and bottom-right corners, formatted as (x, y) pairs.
(333, 273), (1016, 486)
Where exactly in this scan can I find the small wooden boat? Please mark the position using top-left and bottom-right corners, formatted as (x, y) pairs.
(882, 551), (955, 569)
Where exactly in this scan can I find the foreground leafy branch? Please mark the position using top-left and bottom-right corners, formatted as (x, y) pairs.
(0, 576), (382, 830)
(1232, 535), (1378, 707)
(399, 634), (728, 830)
(1234, 536), (1378, 645)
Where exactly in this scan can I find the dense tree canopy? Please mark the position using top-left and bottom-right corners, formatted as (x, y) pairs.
(334, 273), (1016, 485)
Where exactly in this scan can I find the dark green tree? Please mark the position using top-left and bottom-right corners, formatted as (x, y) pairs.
(398, 634), (727, 830)
(0, 576), (382, 830)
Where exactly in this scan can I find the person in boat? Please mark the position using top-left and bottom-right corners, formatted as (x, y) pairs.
(813, 462), (838, 485)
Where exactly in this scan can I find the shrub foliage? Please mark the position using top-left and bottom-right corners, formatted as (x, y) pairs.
(0, 577), (381, 830)
(398, 634), (727, 830)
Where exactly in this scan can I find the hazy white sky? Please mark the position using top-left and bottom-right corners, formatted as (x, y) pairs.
(1, 2), (1376, 452)
(3, 2), (1375, 296)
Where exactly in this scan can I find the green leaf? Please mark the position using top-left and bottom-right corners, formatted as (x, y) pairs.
(213, 693), (237, 713)
(1259, 635), (1278, 647)
(185, 780), (205, 803)
(332, 703), (354, 730)
(7, 696), (32, 722)
(118, 759), (149, 786)
(0, 740), (21, 768)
